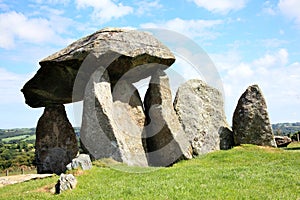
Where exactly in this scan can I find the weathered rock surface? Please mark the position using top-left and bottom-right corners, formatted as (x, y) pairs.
(66, 154), (92, 171)
(55, 173), (77, 194)
(35, 104), (78, 174)
(80, 67), (148, 166)
(219, 126), (234, 150)
(232, 85), (277, 147)
(274, 136), (292, 147)
(21, 28), (175, 108)
(174, 79), (231, 154)
(144, 70), (192, 166)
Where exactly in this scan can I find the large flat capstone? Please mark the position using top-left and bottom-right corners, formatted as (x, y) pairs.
(21, 28), (175, 108)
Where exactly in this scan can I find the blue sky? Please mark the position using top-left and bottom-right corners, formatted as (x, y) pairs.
(0, 0), (300, 128)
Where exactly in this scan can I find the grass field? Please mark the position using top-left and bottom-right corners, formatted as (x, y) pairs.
(22, 135), (36, 141)
(1, 135), (31, 143)
(0, 144), (299, 200)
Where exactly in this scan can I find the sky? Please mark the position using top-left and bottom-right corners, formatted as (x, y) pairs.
(0, 0), (300, 129)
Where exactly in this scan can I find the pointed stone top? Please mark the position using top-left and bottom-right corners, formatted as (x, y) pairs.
(239, 84), (265, 105)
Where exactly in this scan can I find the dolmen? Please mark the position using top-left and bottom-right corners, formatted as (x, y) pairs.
(21, 28), (277, 174)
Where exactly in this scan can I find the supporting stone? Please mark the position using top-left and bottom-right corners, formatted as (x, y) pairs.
(143, 70), (192, 166)
(174, 79), (232, 154)
(80, 68), (148, 166)
(35, 104), (78, 174)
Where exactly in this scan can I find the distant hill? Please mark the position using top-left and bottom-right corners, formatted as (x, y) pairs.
(0, 128), (35, 141)
(272, 122), (300, 135)
(0, 123), (299, 142)
(0, 127), (80, 144)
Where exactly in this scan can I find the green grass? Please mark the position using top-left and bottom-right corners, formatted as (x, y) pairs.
(22, 135), (36, 141)
(2, 135), (30, 143)
(0, 144), (300, 200)
(285, 142), (300, 151)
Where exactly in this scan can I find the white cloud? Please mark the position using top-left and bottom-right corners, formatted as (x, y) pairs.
(212, 48), (300, 123)
(0, 11), (54, 48)
(261, 38), (288, 48)
(136, 0), (163, 16)
(253, 48), (288, 68)
(261, 1), (276, 16)
(227, 63), (253, 78)
(0, 68), (33, 104)
(140, 18), (223, 41)
(0, 0), (9, 11)
(278, 0), (300, 25)
(189, 0), (247, 14)
(0, 11), (74, 49)
(76, 0), (133, 24)
(210, 50), (242, 71)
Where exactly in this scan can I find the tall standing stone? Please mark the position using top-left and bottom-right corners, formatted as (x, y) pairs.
(80, 68), (148, 166)
(232, 84), (276, 147)
(174, 79), (232, 154)
(35, 104), (78, 174)
(144, 70), (192, 166)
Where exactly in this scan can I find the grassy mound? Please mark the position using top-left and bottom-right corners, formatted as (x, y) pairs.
(0, 144), (299, 200)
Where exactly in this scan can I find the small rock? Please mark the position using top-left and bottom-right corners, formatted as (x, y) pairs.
(55, 173), (77, 194)
(274, 136), (292, 147)
(66, 154), (92, 171)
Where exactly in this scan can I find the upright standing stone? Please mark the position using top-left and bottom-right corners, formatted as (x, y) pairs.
(144, 70), (192, 166)
(80, 68), (148, 166)
(232, 84), (276, 147)
(35, 104), (78, 174)
(174, 79), (232, 154)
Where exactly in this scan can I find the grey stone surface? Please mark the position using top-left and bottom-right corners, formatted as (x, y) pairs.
(66, 154), (92, 171)
(35, 104), (78, 175)
(174, 79), (230, 154)
(219, 126), (234, 150)
(21, 28), (175, 108)
(55, 173), (77, 194)
(80, 67), (148, 166)
(232, 84), (277, 147)
(144, 70), (192, 166)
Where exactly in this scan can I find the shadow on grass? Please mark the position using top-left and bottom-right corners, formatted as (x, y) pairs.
(284, 147), (300, 151)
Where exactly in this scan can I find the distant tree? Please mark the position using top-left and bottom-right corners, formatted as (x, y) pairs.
(1, 149), (12, 160)
(275, 129), (282, 136)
